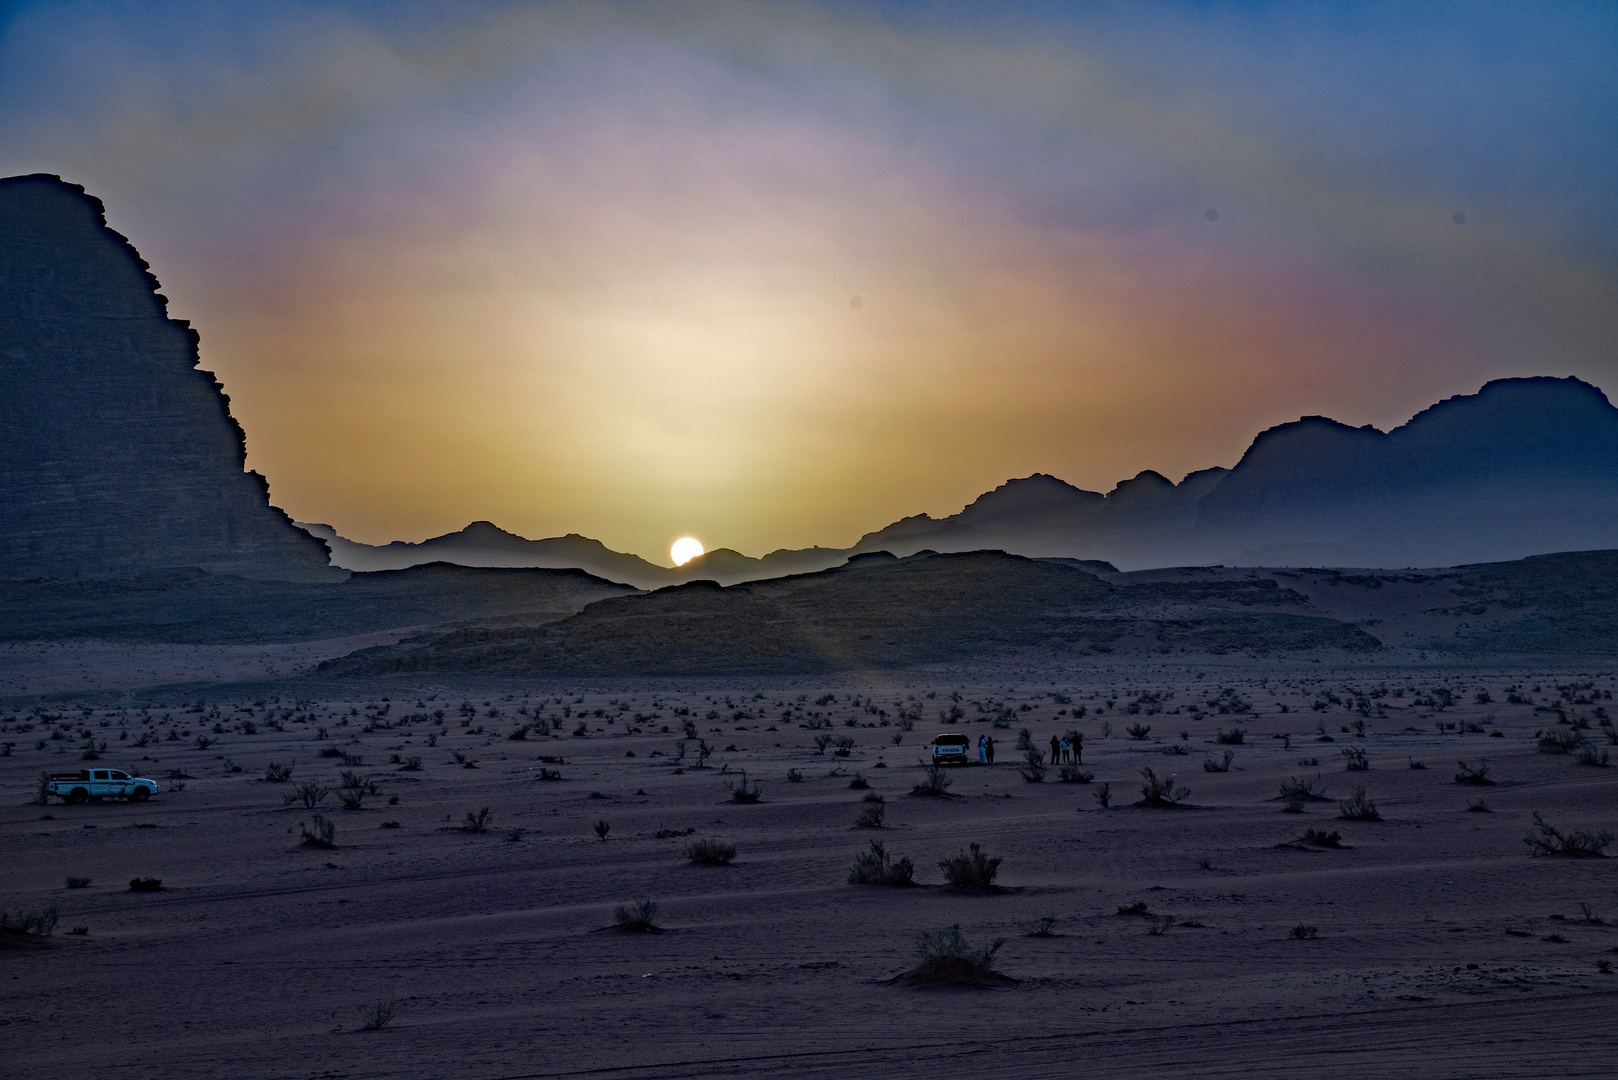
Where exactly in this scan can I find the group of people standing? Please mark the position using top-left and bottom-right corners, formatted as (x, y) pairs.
(1049, 733), (1081, 763)
(975, 734), (996, 763)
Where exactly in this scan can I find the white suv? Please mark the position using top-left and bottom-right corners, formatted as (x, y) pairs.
(47, 768), (162, 803)
(930, 733), (970, 765)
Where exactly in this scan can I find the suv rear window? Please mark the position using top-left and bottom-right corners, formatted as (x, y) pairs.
(932, 735), (970, 746)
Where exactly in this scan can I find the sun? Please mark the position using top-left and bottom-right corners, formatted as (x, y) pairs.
(671, 537), (705, 566)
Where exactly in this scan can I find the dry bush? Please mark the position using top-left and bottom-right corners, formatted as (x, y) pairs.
(1341, 747), (1369, 771)
(1291, 924), (1318, 940)
(612, 898), (661, 931)
(1019, 748), (1046, 783)
(337, 788), (366, 811)
(889, 925), (1011, 986)
(263, 762), (293, 782)
(1575, 744), (1611, 767)
(1203, 751), (1234, 773)
(1454, 760), (1492, 784)
(284, 781), (328, 809)
(855, 801), (886, 828)
(128, 877), (164, 891)
(1030, 915), (1057, 937)
(1278, 775), (1329, 802)
(1523, 811), (1613, 857)
(1057, 761), (1093, 783)
(65, 875), (90, 889)
(1126, 723), (1152, 740)
(1299, 828), (1343, 848)
(685, 837), (736, 865)
(299, 815), (336, 848)
(1538, 728), (1585, 753)
(593, 819), (610, 840)
(359, 1002), (395, 1031)
(0, 906), (58, 937)
(1147, 914), (1175, 935)
(848, 840), (915, 885)
(911, 764), (953, 797)
(1339, 784), (1382, 821)
(786, 768), (803, 782)
(939, 842), (1001, 889)
(1093, 782), (1112, 808)
(461, 807), (493, 833)
(727, 771), (763, 803)
(1216, 728), (1246, 744)
(1138, 767), (1189, 807)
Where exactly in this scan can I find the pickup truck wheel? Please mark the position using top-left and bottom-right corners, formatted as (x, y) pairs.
(66, 788), (88, 804)
(130, 788), (151, 802)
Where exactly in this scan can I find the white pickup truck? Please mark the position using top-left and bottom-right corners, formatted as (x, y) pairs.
(47, 768), (161, 803)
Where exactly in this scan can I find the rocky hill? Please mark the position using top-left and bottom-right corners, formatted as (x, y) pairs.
(0, 174), (336, 582)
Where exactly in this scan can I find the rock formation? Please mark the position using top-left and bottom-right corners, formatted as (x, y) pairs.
(0, 174), (336, 581)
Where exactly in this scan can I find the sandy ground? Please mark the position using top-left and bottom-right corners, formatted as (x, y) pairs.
(5, 662), (1618, 1078)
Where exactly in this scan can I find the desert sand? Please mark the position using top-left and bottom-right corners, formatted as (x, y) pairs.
(6, 660), (1616, 1079)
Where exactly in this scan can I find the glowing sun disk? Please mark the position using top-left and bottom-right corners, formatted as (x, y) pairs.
(671, 536), (704, 566)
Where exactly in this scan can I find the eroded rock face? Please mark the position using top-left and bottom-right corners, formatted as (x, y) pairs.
(0, 174), (336, 581)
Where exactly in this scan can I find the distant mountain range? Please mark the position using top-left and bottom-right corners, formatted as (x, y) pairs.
(304, 376), (1618, 582)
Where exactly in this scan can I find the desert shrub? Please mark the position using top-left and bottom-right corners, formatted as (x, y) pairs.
(1454, 760), (1492, 784)
(1216, 728), (1246, 745)
(912, 764), (953, 797)
(1147, 914), (1175, 935)
(593, 819), (611, 840)
(1341, 747), (1369, 771)
(855, 801), (886, 828)
(612, 898), (660, 931)
(285, 781), (328, 809)
(65, 875), (90, 889)
(264, 762), (293, 782)
(1279, 775), (1329, 801)
(398, 756), (422, 771)
(1291, 924), (1318, 940)
(461, 807), (493, 833)
(1203, 751), (1234, 773)
(1339, 784), (1382, 821)
(786, 768), (803, 782)
(1057, 761), (1093, 783)
(685, 837), (736, 865)
(1093, 782), (1112, 808)
(939, 842), (1001, 889)
(34, 771), (51, 805)
(1523, 811), (1613, 857)
(1538, 728), (1585, 753)
(299, 815), (336, 848)
(1030, 915), (1057, 937)
(1117, 900), (1151, 916)
(1408, 757), (1426, 769)
(337, 788), (366, 811)
(340, 752), (364, 767)
(1138, 767), (1189, 807)
(1300, 828), (1343, 848)
(1019, 748), (1046, 783)
(128, 877), (164, 891)
(892, 925), (1010, 986)
(0, 906), (58, 937)
(360, 1002), (395, 1031)
(338, 769), (368, 790)
(1576, 744), (1611, 767)
(537, 767), (561, 781)
(813, 733), (832, 754)
(727, 771), (762, 803)
(1126, 723), (1151, 740)
(849, 773), (869, 789)
(319, 746), (343, 758)
(848, 840), (915, 885)
(1467, 797), (1491, 812)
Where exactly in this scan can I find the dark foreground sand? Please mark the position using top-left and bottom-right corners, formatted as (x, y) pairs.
(5, 660), (1617, 1078)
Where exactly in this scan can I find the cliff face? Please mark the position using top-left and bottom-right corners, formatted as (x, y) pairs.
(0, 174), (337, 581)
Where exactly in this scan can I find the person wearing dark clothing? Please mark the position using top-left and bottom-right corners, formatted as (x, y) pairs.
(985, 736), (995, 764)
(1050, 734), (1062, 763)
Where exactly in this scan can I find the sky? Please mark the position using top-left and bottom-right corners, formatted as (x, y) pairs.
(3, 1), (1616, 563)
